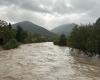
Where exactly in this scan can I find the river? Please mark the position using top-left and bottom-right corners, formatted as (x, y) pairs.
(0, 42), (100, 80)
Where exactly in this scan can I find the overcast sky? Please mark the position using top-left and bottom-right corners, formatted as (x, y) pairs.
(0, 0), (99, 29)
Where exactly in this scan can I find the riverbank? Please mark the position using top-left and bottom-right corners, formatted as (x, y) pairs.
(69, 48), (100, 58)
(0, 46), (3, 51)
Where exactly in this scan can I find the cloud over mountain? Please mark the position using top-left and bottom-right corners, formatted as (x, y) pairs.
(0, 0), (99, 29)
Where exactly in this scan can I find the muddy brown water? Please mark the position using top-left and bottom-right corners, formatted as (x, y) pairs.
(0, 42), (100, 80)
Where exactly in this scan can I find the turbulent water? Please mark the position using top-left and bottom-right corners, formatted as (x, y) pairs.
(0, 42), (100, 80)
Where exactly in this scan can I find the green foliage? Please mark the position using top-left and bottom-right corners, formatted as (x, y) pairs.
(0, 23), (16, 45)
(68, 21), (100, 56)
(16, 25), (28, 43)
(24, 33), (34, 43)
(69, 26), (89, 50)
(59, 34), (67, 46)
(0, 20), (57, 50)
(3, 39), (19, 50)
(0, 22), (19, 50)
(54, 34), (67, 46)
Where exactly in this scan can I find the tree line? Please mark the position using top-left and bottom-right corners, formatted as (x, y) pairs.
(0, 21), (54, 50)
(54, 18), (100, 57)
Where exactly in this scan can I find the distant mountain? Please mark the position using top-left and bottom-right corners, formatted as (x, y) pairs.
(51, 24), (76, 36)
(13, 21), (54, 36)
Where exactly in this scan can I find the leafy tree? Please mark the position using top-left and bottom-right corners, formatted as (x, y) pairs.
(3, 39), (19, 50)
(0, 23), (16, 45)
(54, 34), (67, 46)
(58, 34), (67, 46)
(68, 18), (100, 57)
(16, 25), (28, 43)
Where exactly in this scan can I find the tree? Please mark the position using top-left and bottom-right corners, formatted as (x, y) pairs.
(58, 34), (67, 46)
(16, 25), (28, 43)
(68, 21), (100, 56)
(0, 23), (16, 45)
(16, 25), (23, 42)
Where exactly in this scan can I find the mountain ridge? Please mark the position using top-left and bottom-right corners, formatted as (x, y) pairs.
(13, 21), (55, 36)
(51, 23), (76, 36)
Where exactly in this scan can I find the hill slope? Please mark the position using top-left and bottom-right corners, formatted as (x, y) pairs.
(13, 21), (54, 36)
(51, 24), (76, 36)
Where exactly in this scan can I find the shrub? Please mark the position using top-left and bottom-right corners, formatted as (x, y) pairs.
(53, 40), (59, 45)
(24, 36), (33, 43)
(3, 39), (19, 50)
(53, 34), (67, 46)
(58, 34), (67, 46)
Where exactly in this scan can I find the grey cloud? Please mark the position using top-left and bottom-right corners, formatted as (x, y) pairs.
(0, 0), (51, 13)
(0, 0), (75, 14)
(69, 0), (100, 16)
(0, 0), (100, 29)
(0, 0), (100, 14)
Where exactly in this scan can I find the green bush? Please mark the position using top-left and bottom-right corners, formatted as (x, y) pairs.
(53, 34), (67, 46)
(53, 40), (59, 45)
(58, 34), (67, 46)
(3, 39), (19, 50)
(24, 36), (33, 43)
